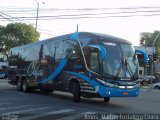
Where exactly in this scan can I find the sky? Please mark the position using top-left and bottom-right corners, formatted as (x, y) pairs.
(1, 0), (160, 46)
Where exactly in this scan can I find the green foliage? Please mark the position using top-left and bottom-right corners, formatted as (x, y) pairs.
(145, 30), (160, 61)
(0, 22), (40, 59)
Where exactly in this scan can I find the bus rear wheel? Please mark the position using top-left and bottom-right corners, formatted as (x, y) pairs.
(22, 79), (30, 92)
(72, 82), (81, 102)
(16, 78), (22, 91)
(104, 97), (110, 103)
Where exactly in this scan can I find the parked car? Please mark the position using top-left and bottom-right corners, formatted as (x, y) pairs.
(0, 62), (8, 79)
(152, 82), (160, 90)
(0, 66), (5, 78)
(139, 75), (160, 86)
(139, 76), (156, 86)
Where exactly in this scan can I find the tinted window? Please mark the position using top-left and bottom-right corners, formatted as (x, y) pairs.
(103, 43), (121, 76)
(55, 41), (64, 59)
(79, 36), (96, 47)
(42, 42), (54, 61)
(89, 51), (100, 73)
(63, 40), (77, 58)
(120, 44), (138, 78)
(28, 44), (40, 61)
(19, 48), (28, 61)
(9, 48), (19, 62)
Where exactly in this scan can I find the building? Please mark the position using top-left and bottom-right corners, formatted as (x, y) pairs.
(134, 45), (160, 76)
(134, 46), (154, 76)
(139, 32), (152, 46)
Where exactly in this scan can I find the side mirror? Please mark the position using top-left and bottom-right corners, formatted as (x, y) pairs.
(89, 44), (107, 61)
(135, 50), (148, 65)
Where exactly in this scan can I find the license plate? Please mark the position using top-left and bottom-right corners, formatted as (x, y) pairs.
(122, 92), (128, 95)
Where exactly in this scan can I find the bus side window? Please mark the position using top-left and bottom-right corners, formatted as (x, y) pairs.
(64, 40), (74, 59)
(89, 49), (100, 73)
(42, 44), (50, 60)
(10, 49), (19, 62)
(55, 41), (64, 60)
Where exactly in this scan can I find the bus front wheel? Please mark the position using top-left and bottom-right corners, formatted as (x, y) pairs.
(104, 97), (110, 103)
(72, 82), (81, 102)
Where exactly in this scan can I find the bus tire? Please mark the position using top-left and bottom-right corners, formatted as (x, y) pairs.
(72, 82), (81, 102)
(22, 79), (30, 92)
(16, 78), (22, 91)
(104, 97), (110, 102)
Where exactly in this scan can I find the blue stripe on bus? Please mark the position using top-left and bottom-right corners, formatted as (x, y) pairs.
(63, 71), (139, 97)
(63, 71), (108, 97)
(70, 32), (80, 40)
(37, 32), (79, 83)
(37, 58), (67, 83)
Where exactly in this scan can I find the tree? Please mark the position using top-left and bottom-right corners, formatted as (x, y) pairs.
(0, 22), (40, 59)
(0, 25), (7, 57)
(145, 30), (160, 61)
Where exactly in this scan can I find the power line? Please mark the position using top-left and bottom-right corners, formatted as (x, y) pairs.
(1, 6), (160, 21)
(1, 9), (160, 20)
(21, 13), (160, 20)
(0, 11), (55, 37)
(1, 6), (160, 36)
(0, 13), (13, 22)
(0, 11), (28, 23)
(1, 13), (160, 21)
(1, 5), (160, 10)
(2, 8), (160, 15)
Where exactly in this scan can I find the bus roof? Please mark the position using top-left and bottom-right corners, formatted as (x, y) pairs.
(79, 32), (132, 45)
(10, 32), (132, 50)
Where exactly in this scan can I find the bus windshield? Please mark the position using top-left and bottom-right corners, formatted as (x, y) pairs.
(103, 43), (139, 80)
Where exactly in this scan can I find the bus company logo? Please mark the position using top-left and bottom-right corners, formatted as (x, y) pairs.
(27, 61), (44, 78)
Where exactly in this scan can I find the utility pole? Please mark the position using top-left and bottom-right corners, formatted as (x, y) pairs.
(77, 24), (79, 32)
(144, 43), (147, 76)
(151, 32), (160, 89)
(34, 0), (39, 31)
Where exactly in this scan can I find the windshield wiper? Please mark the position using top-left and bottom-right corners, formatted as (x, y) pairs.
(124, 57), (135, 80)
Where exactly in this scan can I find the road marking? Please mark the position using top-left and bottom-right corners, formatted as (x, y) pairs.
(0, 83), (8, 85)
(56, 111), (97, 120)
(0, 80), (8, 83)
(0, 105), (31, 111)
(4, 107), (49, 114)
(19, 109), (74, 120)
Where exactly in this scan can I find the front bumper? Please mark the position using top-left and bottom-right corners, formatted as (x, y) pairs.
(104, 87), (139, 97)
(96, 84), (139, 97)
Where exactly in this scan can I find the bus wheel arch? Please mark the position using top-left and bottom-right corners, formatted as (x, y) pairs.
(69, 79), (81, 102)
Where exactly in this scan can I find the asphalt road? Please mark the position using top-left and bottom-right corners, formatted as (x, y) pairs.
(0, 79), (160, 120)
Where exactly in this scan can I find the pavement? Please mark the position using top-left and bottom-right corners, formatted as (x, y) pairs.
(0, 79), (160, 120)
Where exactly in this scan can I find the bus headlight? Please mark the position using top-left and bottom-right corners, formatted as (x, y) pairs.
(96, 78), (139, 89)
